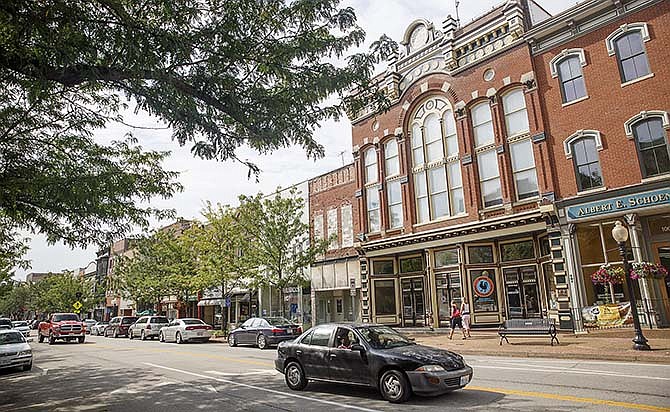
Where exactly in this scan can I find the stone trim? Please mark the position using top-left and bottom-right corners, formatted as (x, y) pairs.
(563, 130), (603, 159)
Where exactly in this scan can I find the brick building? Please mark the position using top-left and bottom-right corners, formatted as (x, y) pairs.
(527, 0), (670, 329)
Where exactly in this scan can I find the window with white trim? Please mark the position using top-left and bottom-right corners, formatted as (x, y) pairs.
(366, 187), (380, 232)
(571, 137), (603, 191)
(364, 148), (378, 184)
(313, 214), (324, 241)
(341, 204), (353, 247)
(615, 31), (650, 83)
(631, 117), (670, 177)
(471, 102), (494, 147)
(384, 139), (399, 177)
(327, 209), (338, 250)
(477, 149), (502, 207)
(386, 180), (403, 229)
(502, 89), (529, 137)
(509, 139), (539, 200)
(409, 97), (464, 223)
(558, 56), (587, 103)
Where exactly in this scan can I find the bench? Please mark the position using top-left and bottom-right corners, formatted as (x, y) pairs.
(498, 319), (559, 346)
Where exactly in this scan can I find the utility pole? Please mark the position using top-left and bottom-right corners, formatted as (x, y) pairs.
(338, 151), (346, 166)
(455, 0), (461, 29)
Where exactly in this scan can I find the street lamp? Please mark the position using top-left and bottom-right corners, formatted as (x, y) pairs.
(611, 221), (651, 351)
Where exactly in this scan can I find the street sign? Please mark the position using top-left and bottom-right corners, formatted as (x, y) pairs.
(73, 301), (83, 310)
(350, 278), (356, 297)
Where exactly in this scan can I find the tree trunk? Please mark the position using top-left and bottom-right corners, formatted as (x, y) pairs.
(221, 281), (227, 333)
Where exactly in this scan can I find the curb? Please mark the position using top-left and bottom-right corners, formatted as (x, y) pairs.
(450, 349), (670, 364)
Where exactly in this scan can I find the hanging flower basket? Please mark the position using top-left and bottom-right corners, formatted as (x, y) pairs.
(629, 262), (669, 280)
(590, 264), (625, 285)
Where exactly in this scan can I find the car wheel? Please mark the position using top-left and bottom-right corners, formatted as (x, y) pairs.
(48, 333), (55, 345)
(176, 332), (183, 344)
(228, 333), (237, 347)
(113, 329), (118, 339)
(257, 334), (267, 350)
(22, 362), (32, 372)
(159, 332), (165, 342)
(129, 330), (134, 340)
(284, 361), (307, 391)
(78, 336), (85, 344)
(379, 370), (411, 403)
(141, 330), (146, 341)
(38, 334), (44, 343)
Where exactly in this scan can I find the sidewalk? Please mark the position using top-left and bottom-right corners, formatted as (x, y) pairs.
(409, 328), (670, 364)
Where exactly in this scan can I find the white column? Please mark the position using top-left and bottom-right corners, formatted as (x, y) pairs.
(562, 223), (586, 333)
(625, 213), (657, 327)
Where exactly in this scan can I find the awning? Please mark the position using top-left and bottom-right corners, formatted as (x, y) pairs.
(197, 299), (223, 307)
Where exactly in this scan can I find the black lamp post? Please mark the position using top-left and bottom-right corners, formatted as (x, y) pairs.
(611, 221), (651, 351)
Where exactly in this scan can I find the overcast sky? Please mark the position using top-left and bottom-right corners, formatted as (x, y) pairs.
(15, 0), (578, 280)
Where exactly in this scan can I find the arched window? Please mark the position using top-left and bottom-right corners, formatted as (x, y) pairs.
(632, 118), (670, 178)
(571, 137), (604, 191)
(363, 147), (380, 232)
(550, 49), (588, 104)
(384, 139), (399, 177)
(471, 102), (494, 147)
(409, 97), (465, 223)
(606, 23), (651, 84)
(471, 100), (501, 207)
(364, 148), (377, 184)
(502, 89), (529, 137)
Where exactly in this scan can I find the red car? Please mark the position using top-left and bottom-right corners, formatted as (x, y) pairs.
(104, 316), (138, 338)
(38, 313), (86, 344)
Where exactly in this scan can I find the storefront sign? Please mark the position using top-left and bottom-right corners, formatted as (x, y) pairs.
(473, 276), (494, 297)
(566, 188), (670, 221)
(581, 302), (632, 328)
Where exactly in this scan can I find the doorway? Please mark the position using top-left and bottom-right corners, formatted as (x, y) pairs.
(652, 243), (670, 308)
(503, 266), (541, 319)
(401, 278), (425, 327)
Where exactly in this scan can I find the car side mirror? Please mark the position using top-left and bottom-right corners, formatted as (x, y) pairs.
(350, 343), (365, 352)
(240, 325), (246, 329)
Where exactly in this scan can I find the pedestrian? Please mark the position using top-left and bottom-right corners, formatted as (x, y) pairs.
(460, 297), (472, 338)
(448, 302), (466, 340)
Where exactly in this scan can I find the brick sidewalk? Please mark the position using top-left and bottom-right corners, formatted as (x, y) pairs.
(409, 328), (670, 364)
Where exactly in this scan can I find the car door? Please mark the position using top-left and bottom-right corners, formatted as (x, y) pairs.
(299, 325), (334, 380)
(328, 327), (369, 384)
(167, 320), (180, 341)
(238, 319), (254, 344)
(133, 317), (147, 336)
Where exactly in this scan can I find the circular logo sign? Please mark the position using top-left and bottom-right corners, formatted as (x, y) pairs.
(473, 276), (494, 298)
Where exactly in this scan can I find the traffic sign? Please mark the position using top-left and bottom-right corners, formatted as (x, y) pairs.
(73, 301), (83, 310)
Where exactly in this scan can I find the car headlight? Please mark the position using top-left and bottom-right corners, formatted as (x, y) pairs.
(18, 350), (32, 357)
(415, 365), (445, 372)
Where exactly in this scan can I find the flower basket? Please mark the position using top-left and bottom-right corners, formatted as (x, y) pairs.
(591, 264), (625, 303)
(629, 262), (669, 280)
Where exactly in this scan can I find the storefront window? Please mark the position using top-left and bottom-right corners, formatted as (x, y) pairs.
(543, 262), (558, 311)
(500, 240), (535, 261)
(372, 260), (394, 276)
(540, 236), (551, 257)
(435, 249), (459, 267)
(468, 245), (494, 264)
(374, 280), (396, 315)
(399, 256), (423, 273)
(471, 269), (498, 312)
(577, 224), (604, 264)
(436, 273), (461, 323)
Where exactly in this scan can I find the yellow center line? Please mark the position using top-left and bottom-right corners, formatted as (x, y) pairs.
(466, 386), (670, 412)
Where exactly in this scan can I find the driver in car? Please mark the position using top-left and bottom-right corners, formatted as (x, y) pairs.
(337, 334), (352, 349)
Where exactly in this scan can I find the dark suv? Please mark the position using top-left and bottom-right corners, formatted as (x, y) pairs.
(105, 316), (139, 338)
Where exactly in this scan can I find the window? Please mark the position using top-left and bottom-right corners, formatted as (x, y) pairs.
(571, 137), (603, 191)
(435, 249), (459, 268)
(341, 204), (353, 247)
(509, 139), (539, 200)
(313, 214), (324, 241)
(477, 149), (502, 207)
(471, 269), (498, 312)
(364, 148), (378, 184)
(468, 245), (494, 264)
(387, 180), (403, 229)
(632, 118), (670, 177)
(557, 56), (587, 103)
(374, 280), (396, 315)
(615, 31), (650, 83)
(410, 98), (464, 223)
(366, 187), (380, 232)
(300, 330), (313, 344)
(327, 209), (338, 250)
(502, 89), (529, 137)
(372, 260), (394, 275)
(500, 240), (535, 261)
(310, 327), (334, 346)
(384, 139), (400, 177)
(471, 102), (494, 147)
(399, 256), (423, 273)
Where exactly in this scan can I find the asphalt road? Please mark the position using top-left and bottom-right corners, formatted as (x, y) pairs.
(1, 334), (669, 412)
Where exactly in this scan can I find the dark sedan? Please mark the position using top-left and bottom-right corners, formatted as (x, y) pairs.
(228, 317), (302, 349)
(275, 323), (472, 403)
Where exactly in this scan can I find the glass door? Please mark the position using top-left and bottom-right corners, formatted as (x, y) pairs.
(503, 266), (541, 319)
(401, 278), (425, 327)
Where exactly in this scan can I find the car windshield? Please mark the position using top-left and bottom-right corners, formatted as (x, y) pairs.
(356, 326), (413, 349)
(12, 321), (28, 327)
(53, 314), (80, 322)
(264, 317), (292, 326)
(182, 319), (204, 325)
(150, 317), (169, 323)
(0, 332), (25, 345)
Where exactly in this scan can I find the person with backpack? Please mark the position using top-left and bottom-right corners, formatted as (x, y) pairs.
(448, 302), (467, 340)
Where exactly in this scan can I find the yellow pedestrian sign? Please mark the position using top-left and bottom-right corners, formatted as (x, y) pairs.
(73, 301), (83, 311)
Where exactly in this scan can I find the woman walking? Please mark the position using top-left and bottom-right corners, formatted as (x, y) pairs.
(448, 302), (466, 340)
(461, 298), (472, 338)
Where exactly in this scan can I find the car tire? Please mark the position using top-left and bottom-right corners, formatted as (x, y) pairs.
(176, 332), (183, 344)
(257, 334), (267, 350)
(141, 330), (146, 341)
(38, 334), (44, 343)
(159, 332), (165, 342)
(113, 329), (118, 339)
(22, 362), (32, 372)
(129, 330), (134, 340)
(284, 361), (307, 391)
(379, 370), (411, 403)
(48, 333), (55, 345)
(78, 336), (85, 344)
(228, 333), (237, 347)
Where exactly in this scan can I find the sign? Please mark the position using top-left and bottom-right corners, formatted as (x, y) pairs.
(473, 276), (494, 298)
(73, 301), (83, 311)
(566, 188), (670, 221)
(582, 302), (632, 328)
(350, 278), (356, 297)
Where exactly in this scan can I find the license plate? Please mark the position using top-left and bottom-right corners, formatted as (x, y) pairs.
(286, 329), (292, 334)
(460, 375), (470, 386)
(0, 359), (9, 366)
(197, 331), (203, 336)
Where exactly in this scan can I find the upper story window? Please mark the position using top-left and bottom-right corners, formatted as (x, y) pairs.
(550, 49), (588, 104)
(364, 148), (378, 184)
(471, 102), (494, 147)
(341, 204), (353, 247)
(313, 214), (324, 241)
(509, 138), (539, 200)
(327, 209), (338, 250)
(502, 89), (529, 137)
(384, 139), (399, 177)
(564, 130), (604, 192)
(477, 149), (502, 207)
(629, 116), (670, 178)
(606, 23), (652, 84)
(386, 180), (403, 229)
(409, 97), (465, 224)
(366, 187), (380, 232)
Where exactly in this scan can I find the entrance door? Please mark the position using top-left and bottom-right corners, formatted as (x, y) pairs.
(652, 243), (670, 304)
(503, 266), (541, 319)
(401, 278), (425, 327)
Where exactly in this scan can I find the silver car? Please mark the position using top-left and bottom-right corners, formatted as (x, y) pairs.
(90, 322), (108, 336)
(82, 319), (98, 334)
(11, 321), (31, 337)
(128, 316), (169, 340)
(159, 318), (212, 344)
(0, 330), (33, 371)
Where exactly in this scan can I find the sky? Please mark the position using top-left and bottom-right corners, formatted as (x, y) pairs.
(15, 0), (579, 280)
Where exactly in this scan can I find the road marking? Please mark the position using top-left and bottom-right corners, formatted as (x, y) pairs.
(472, 356), (670, 368)
(466, 386), (670, 412)
(473, 364), (670, 381)
(144, 362), (380, 412)
(204, 369), (280, 377)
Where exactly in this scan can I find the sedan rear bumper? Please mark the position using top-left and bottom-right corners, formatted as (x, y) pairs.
(266, 335), (299, 345)
(406, 365), (473, 395)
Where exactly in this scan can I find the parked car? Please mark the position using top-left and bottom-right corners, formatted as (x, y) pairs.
(38, 313), (86, 344)
(128, 316), (169, 340)
(104, 316), (138, 338)
(82, 319), (97, 334)
(228, 317), (302, 349)
(275, 323), (473, 403)
(90, 322), (108, 336)
(159, 318), (212, 344)
(0, 318), (13, 330)
(0, 329), (32, 371)
(11, 321), (30, 337)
